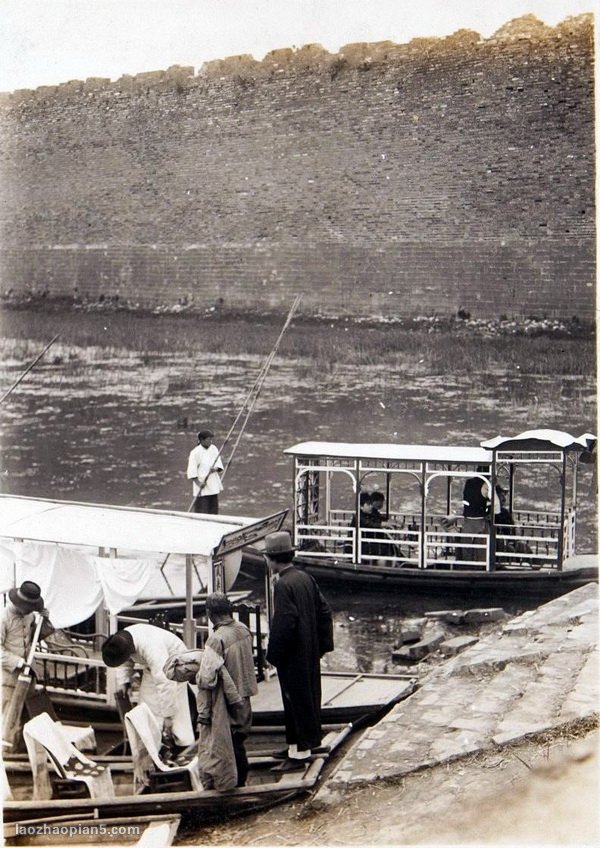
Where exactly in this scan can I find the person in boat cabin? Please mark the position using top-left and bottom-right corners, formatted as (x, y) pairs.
(264, 531), (334, 772)
(348, 492), (380, 529)
(442, 466), (494, 562)
(1, 581), (54, 720)
(195, 592), (258, 790)
(370, 490), (388, 524)
(347, 492), (386, 557)
(494, 484), (533, 560)
(102, 623), (195, 749)
(186, 429), (224, 514)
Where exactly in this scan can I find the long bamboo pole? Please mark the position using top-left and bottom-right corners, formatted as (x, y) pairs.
(0, 335), (61, 404)
(160, 295), (302, 587)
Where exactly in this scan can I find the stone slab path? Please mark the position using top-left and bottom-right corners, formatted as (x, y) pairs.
(317, 582), (598, 804)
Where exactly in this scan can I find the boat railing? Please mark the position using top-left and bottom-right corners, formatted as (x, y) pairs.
(357, 527), (420, 566)
(495, 522), (559, 568)
(33, 651), (107, 700)
(425, 530), (491, 569)
(296, 523), (355, 558)
(513, 509), (561, 526)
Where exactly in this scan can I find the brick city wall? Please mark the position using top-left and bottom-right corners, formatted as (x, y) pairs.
(0, 14), (595, 319)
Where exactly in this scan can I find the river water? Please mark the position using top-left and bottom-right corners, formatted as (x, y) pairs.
(0, 310), (597, 673)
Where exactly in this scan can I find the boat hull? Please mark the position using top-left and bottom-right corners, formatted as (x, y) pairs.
(242, 550), (598, 601)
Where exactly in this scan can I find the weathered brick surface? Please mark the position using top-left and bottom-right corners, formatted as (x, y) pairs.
(320, 583), (598, 793)
(0, 16), (595, 318)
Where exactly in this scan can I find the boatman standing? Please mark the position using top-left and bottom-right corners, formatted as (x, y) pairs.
(1, 581), (54, 732)
(186, 429), (224, 514)
(264, 531), (334, 772)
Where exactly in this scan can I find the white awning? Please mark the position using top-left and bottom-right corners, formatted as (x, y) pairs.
(284, 441), (493, 464)
(481, 430), (597, 451)
(0, 495), (272, 556)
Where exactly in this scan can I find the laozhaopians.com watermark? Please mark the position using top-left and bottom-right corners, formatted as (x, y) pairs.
(15, 822), (142, 838)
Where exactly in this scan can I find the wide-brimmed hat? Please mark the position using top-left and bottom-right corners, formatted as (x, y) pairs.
(9, 581), (44, 613)
(264, 531), (296, 557)
(102, 631), (135, 667)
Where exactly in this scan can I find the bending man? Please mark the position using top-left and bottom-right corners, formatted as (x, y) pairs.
(102, 623), (195, 748)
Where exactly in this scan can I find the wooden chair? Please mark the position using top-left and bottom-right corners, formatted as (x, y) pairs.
(23, 712), (114, 801)
(25, 690), (96, 751)
(124, 703), (202, 793)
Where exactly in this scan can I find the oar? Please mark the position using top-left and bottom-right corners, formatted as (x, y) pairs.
(2, 613), (45, 748)
(0, 335), (61, 404)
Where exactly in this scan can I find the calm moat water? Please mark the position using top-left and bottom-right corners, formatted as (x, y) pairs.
(0, 310), (596, 672)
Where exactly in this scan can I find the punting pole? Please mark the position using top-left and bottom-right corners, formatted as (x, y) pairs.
(221, 293), (302, 480)
(0, 335), (61, 404)
(2, 614), (45, 748)
(160, 295), (302, 582)
(186, 292), (303, 503)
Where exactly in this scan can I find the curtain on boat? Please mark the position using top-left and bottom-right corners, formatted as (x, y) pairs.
(10, 542), (155, 628)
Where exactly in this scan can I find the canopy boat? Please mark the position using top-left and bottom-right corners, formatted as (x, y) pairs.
(1, 495), (416, 825)
(261, 429), (598, 599)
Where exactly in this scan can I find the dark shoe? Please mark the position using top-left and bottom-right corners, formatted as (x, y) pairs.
(311, 745), (331, 755)
(270, 757), (310, 773)
(270, 748), (290, 760)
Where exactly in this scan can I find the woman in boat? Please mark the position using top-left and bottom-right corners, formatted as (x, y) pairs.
(102, 623), (195, 749)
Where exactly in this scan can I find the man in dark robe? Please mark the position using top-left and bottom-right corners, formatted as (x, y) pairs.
(264, 531), (334, 772)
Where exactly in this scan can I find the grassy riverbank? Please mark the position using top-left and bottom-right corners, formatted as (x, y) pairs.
(0, 305), (595, 379)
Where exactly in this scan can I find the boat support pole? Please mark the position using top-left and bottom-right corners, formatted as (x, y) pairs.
(183, 554), (195, 648)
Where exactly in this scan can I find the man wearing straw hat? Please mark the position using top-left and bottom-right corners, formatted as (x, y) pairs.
(187, 429), (224, 514)
(1, 581), (53, 713)
(264, 531), (334, 773)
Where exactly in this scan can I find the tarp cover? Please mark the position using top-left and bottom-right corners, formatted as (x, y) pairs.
(284, 441), (493, 464)
(0, 496), (262, 556)
(481, 430), (597, 451)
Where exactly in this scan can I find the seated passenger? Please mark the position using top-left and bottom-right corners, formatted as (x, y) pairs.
(370, 491), (388, 525)
(346, 492), (377, 555)
(348, 492), (378, 529)
(494, 485), (533, 561)
(351, 492), (398, 560)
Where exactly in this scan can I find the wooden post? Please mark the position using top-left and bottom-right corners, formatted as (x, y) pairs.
(182, 554), (196, 648)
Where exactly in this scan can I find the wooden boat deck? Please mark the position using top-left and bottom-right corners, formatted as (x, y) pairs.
(252, 671), (416, 725)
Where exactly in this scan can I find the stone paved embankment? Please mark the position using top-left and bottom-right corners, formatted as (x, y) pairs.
(316, 582), (599, 805)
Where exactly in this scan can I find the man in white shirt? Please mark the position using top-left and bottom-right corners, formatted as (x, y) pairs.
(186, 429), (224, 514)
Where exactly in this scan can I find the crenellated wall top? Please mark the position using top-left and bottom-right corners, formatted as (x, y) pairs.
(0, 13), (592, 106)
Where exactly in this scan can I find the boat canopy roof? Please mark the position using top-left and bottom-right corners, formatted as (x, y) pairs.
(0, 495), (276, 556)
(284, 442), (493, 464)
(481, 429), (597, 452)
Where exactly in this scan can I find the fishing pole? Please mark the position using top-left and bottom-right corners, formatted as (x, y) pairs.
(0, 335), (61, 404)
